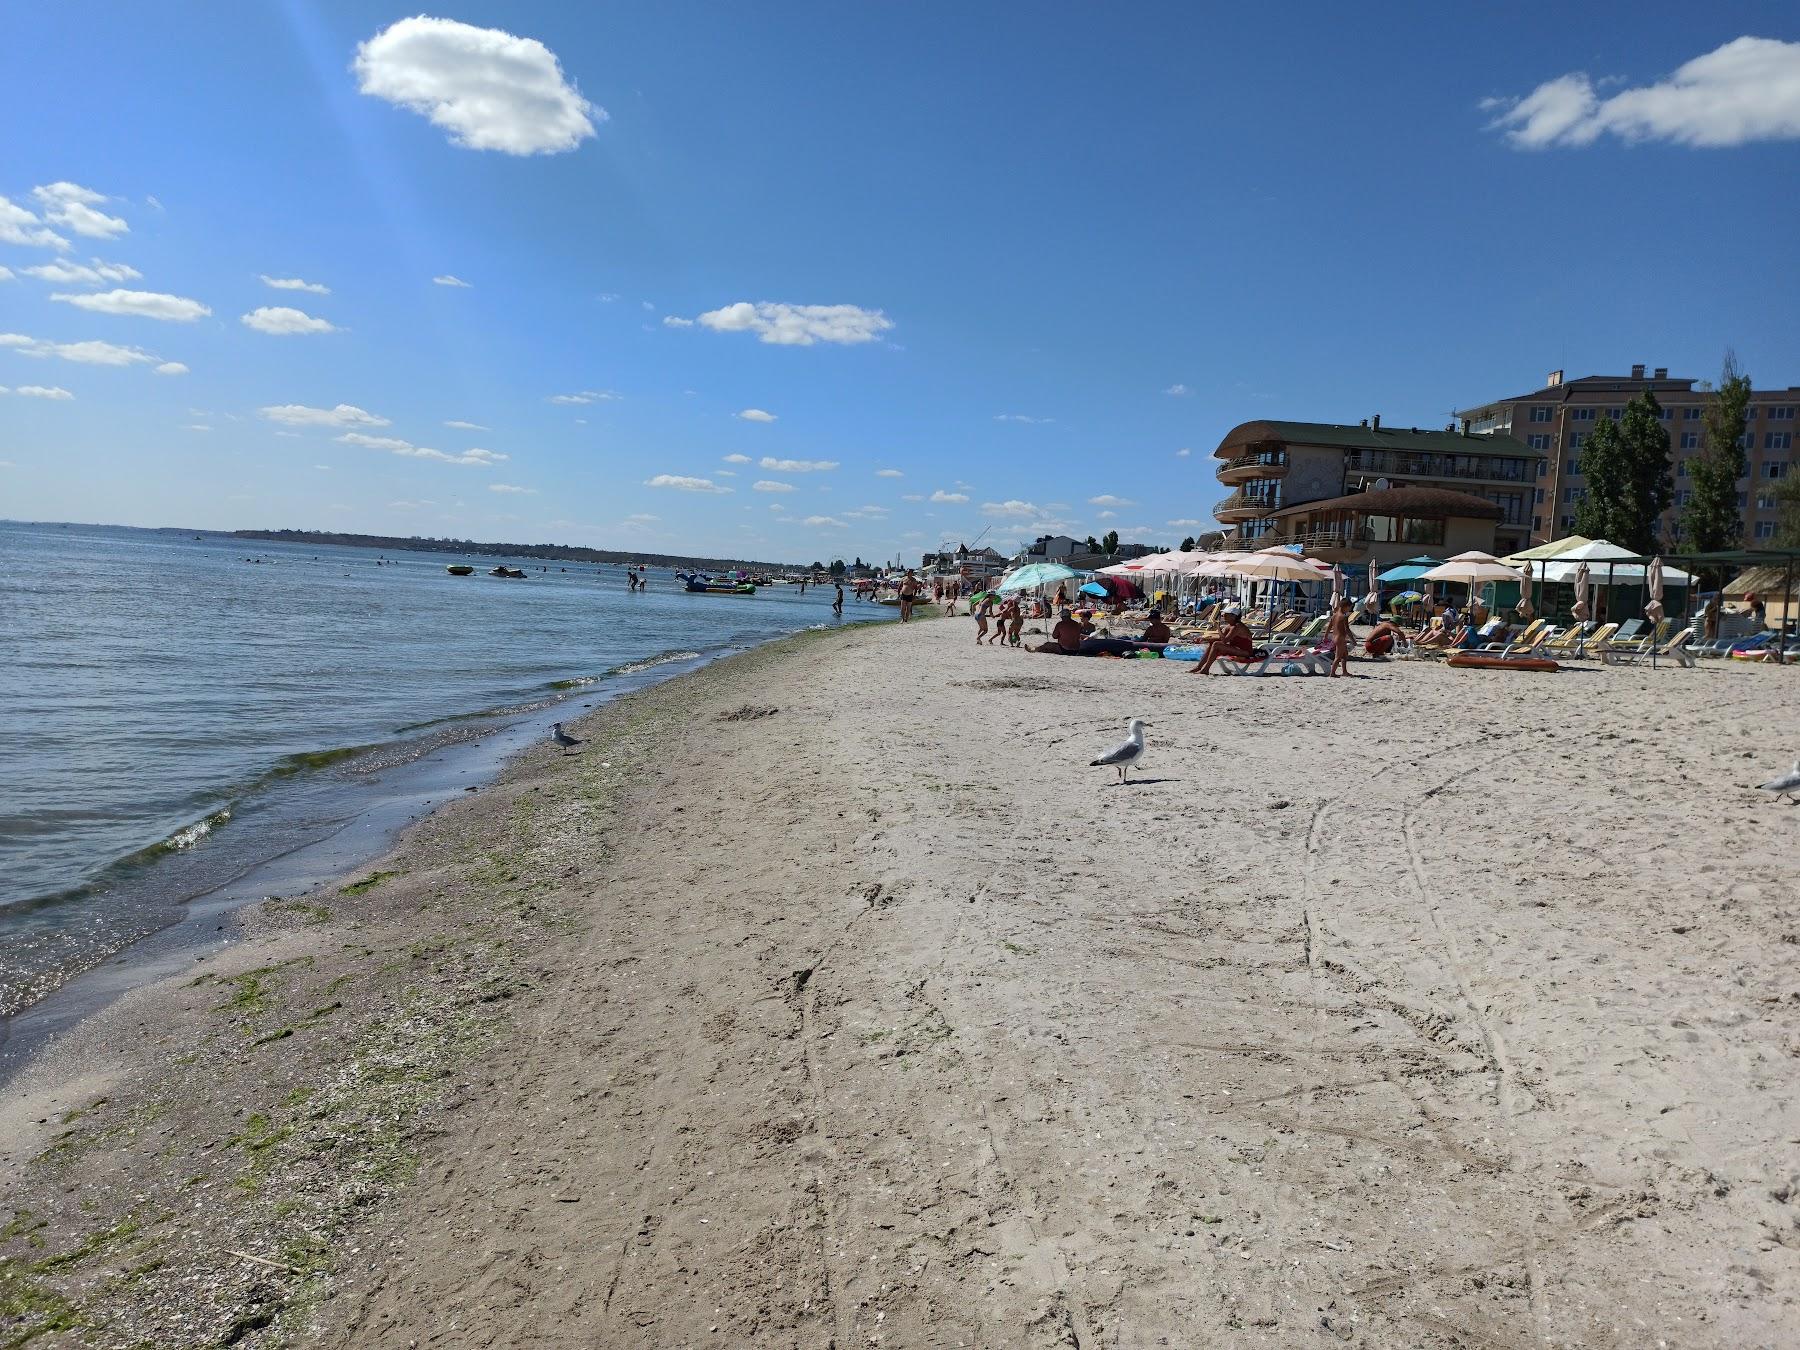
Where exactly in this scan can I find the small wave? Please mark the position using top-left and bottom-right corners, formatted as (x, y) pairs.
(161, 807), (232, 852)
(613, 650), (701, 676)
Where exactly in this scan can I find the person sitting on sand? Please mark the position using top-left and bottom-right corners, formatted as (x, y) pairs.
(1034, 607), (1086, 654)
(1363, 620), (1405, 657)
(1141, 609), (1172, 645)
(1193, 608), (1258, 673)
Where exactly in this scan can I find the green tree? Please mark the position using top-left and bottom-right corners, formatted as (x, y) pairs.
(1684, 350), (1753, 551)
(1101, 529), (1119, 556)
(829, 558), (845, 577)
(1084, 535), (1100, 552)
(1179, 535), (1197, 551)
(1773, 475), (1800, 549)
(809, 560), (825, 573)
(1572, 391), (1672, 554)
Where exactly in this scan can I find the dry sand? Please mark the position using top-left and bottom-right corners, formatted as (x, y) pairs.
(4, 617), (1799, 1348)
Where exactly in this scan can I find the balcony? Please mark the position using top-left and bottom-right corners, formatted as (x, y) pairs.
(1214, 490), (1281, 523)
(1215, 450), (1290, 485)
(1343, 448), (1536, 485)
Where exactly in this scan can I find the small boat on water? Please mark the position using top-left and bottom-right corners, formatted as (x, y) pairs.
(490, 566), (528, 579)
(685, 579), (756, 595)
(446, 564), (475, 576)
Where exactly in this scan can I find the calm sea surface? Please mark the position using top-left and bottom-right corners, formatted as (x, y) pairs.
(0, 522), (882, 1020)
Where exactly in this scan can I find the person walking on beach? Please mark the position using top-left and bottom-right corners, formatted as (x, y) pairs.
(1007, 600), (1026, 647)
(989, 597), (1017, 645)
(832, 580), (844, 617)
(974, 594), (993, 643)
(1328, 597), (1353, 677)
(899, 569), (921, 622)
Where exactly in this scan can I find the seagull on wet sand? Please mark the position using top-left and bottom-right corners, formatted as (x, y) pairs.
(1091, 718), (1149, 784)
(550, 722), (582, 755)
(1760, 759), (1800, 804)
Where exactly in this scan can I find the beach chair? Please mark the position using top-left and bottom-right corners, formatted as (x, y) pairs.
(1217, 639), (1332, 676)
(1478, 618), (1545, 655)
(1537, 624), (1589, 657)
(1567, 622), (1619, 658)
(1602, 626), (1695, 667)
(1595, 618), (1670, 660)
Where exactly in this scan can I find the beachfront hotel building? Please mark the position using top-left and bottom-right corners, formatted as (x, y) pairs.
(1454, 364), (1800, 547)
(1210, 417), (1544, 557)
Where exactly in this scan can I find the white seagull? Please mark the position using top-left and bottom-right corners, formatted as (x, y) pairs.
(1091, 717), (1149, 784)
(550, 722), (583, 755)
(1759, 758), (1800, 804)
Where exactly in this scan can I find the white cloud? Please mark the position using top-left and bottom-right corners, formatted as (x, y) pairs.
(802, 515), (846, 528)
(185, 424), (211, 432)
(18, 384), (74, 400)
(981, 499), (1041, 519)
(752, 479), (795, 493)
(736, 408), (777, 423)
(681, 301), (893, 346)
(722, 453), (752, 464)
(53, 289), (210, 322)
(0, 332), (156, 365)
(645, 474), (731, 493)
(1096, 510), (1115, 520)
(337, 431), (506, 467)
(1488, 37), (1800, 148)
(759, 456), (838, 472)
(433, 274), (472, 287)
(0, 267), (9, 282)
(353, 16), (602, 155)
(259, 403), (390, 428)
(901, 493), (923, 502)
(488, 483), (536, 494)
(661, 315), (693, 329)
(626, 512), (658, 522)
(154, 361), (188, 376)
(1088, 494), (1135, 507)
(929, 489), (968, 503)
(875, 468), (903, 478)
(1175, 447), (1191, 457)
(548, 390), (617, 405)
(0, 195), (68, 250)
(23, 259), (141, 284)
(443, 419), (487, 430)
(994, 413), (1053, 424)
(1167, 518), (1207, 527)
(32, 182), (127, 239)
(261, 274), (330, 294)
(1165, 383), (1191, 396)
(597, 292), (620, 303)
(241, 306), (336, 335)
(716, 469), (736, 477)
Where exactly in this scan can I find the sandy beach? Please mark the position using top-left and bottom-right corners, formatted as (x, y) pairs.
(4, 617), (1799, 1348)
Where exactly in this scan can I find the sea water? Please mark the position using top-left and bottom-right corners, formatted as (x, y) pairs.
(0, 521), (885, 1021)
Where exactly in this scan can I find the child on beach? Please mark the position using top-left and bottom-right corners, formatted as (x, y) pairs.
(1007, 601), (1025, 646)
(1328, 598), (1353, 677)
(989, 597), (1018, 645)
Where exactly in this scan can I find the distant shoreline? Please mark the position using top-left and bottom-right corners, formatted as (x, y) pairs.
(3, 517), (820, 573)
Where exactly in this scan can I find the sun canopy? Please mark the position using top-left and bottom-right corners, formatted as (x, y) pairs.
(996, 562), (1080, 592)
(1420, 550), (1525, 587)
(1534, 539), (1694, 586)
(1368, 556), (1446, 583)
(1502, 535), (1594, 565)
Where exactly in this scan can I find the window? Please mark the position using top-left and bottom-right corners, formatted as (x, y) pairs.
(1537, 460), (1548, 478)
(1527, 433), (1551, 450)
(1529, 406), (1554, 423)
(1558, 515), (1575, 530)
(1562, 486), (1585, 503)
(1656, 405), (1672, 420)
(1567, 435), (1584, 451)
(1755, 520), (1777, 540)
(1683, 407), (1704, 420)
(1766, 432), (1793, 450)
(1531, 515), (1542, 532)
(1771, 406), (1796, 421)
(1737, 492), (1747, 509)
(1565, 455), (1582, 473)
(1571, 407), (1596, 421)
(1676, 459), (1688, 477)
(1534, 487), (1545, 503)
(1679, 432), (1700, 449)
(1764, 460), (1790, 479)
(1757, 492), (1779, 510)
(1737, 432), (1755, 450)
(1676, 489), (1692, 506)
(1606, 407), (1623, 421)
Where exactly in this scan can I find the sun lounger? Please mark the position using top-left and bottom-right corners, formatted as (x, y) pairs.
(1215, 638), (1334, 676)
(1562, 621), (1619, 658)
(1602, 626), (1695, 667)
(1478, 618), (1546, 656)
(1592, 618), (1670, 660)
(1539, 624), (1592, 657)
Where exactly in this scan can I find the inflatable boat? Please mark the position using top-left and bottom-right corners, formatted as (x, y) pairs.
(1446, 651), (1559, 672)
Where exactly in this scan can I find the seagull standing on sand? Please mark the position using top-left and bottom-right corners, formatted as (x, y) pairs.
(1760, 759), (1800, 804)
(1091, 718), (1149, 784)
(550, 722), (582, 755)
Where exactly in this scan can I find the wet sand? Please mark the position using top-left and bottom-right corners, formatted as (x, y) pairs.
(4, 618), (1798, 1347)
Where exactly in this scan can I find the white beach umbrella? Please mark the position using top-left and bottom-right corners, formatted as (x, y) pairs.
(1571, 561), (1591, 621)
(1420, 550), (1523, 614)
(1230, 547), (1332, 583)
(1645, 556), (1665, 623)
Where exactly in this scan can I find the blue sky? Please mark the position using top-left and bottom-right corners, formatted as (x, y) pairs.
(3, 3), (1799, 563)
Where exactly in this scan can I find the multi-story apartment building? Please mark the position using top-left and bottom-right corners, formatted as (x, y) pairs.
(1454, 364), (1800, 547)
(1210, 416), (1544, 556)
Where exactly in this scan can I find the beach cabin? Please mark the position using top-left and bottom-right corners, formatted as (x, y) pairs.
(1258, 485), (1506, 566)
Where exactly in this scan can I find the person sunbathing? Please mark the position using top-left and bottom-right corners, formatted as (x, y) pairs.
(1034, 608), (1087, 654)
(1193, 609), (1258, 673)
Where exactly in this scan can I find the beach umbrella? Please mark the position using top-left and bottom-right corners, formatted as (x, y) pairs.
(1078, 581), (1108, 598)
(1422, 582), (1435, 610)
(1645, 556), (1665, 623)
(1516, 561), (1534, 619)
(1391, 589), (1424, 607)
(1420, 550), (1523, 614)
(1330, 565), (1344, 611)
(1363, 558), (1382, 617)
(997, 562), (1078, 593)
(1571, 561), (1591, 621)
(1229, 547), (1332, 583)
